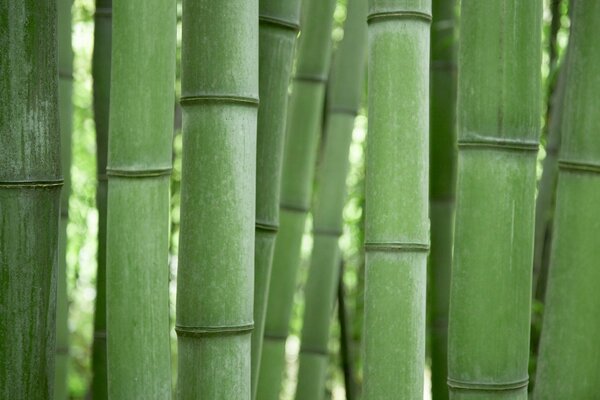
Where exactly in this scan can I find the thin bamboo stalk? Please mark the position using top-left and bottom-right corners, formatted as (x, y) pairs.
(534, 2), (600, 397)
(257, 0), (337, 398)
(0, 2), (62, 398)
(338, 262), (357, 400)
(252, 1), (302, 397)
(294, 0), (367, 398)
(428, 0), (456, 398)
(447, 1), (542, 399)
(176, 0), (258, 397)
(91, 0), (111, 398)
(55, 0), (73, 398)
(105, 0), (176, 397)
(364, 0), (431, 398)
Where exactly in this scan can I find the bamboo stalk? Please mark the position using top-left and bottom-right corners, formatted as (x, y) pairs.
(428, 0), (456, 399)
(364, 0), (431, 398)
(257, 0), (337, 398)
(0, 2), (62, 398)
(176, 0), (258, 397)
(91, 0), (111, 398)
(252, 1), (302, 397)
(55, 0), (73, 398)
(447, 2), (542, 399)
(534, 2), (600, 397)
(105, 0), (176, 397)
(338, 261), (357, 400)
(294, 0), (367, 398)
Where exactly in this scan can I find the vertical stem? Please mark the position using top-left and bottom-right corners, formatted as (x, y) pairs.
(0, 2), (62, 399)
(252, 1), (302, 398)
(91, 0), (111, 397)
(338, 261), (357, 400)
(295, 0), (367, 398)
(364, 1), (431, 399)
(56, 0), (74, 398)
(534, 2), (600, 398)
(176, 0), (258, 398)
(105, 0), (176, 398)
(258, 0), (337, 398)
(428, 1), (457, 399)
(447, 2), (542, 399)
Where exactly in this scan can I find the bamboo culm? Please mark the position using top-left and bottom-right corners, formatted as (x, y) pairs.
(0, 2), (62, 398)
(428, 0), (456, 398)
(364, 0), (431, 398)
(105, 0), (176, 397)
(176, 0), (258, 398)
(55, 0), (74, 398)
(534, 2), (600, 397)
(447, 2), (542, 399)
(91, 0), (111, 397)
(257, 0), (337, 398)
(252, 0), (302, 397)
(295, 0), (367, 398)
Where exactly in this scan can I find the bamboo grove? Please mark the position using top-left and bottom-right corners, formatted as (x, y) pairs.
(1, 1), (599, 399)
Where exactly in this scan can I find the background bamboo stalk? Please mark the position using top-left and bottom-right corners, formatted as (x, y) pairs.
(91, 0), (111, 397)
(257, 0), (337, 397)
(55, 0), (74, 398)
(364, 0), (431, 398)
(338, 262), (357, 400)
(294, 0), (367, 398)
(176, 0), (258, 397)
(252, 0), (302, 397)
(105, 0), (176, 397)
(447, 2), (542, 399)
(534, 2), (600, 397)
(0, 2), (62, 398)
(428, 0), (456, 398)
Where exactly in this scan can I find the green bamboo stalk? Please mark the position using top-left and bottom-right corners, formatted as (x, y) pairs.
(295, 0), (367, 398)
(338, 261), (357, 400)
(447, 1), (542, 399)
(252, 1), (302, 397)
(257, 0), (337, 397)
(534, 2), (600, 397)
(176, 0), (258, 397)
(55, 0), (74, 398)
(0, 2), (62, 399)
(428, 0), (456, 398)
(91, 0), (111, 398)
(105, 0), (175, 397)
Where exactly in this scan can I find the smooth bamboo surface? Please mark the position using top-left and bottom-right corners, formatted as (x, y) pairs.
(534, 2), (600, 398)
(105, 0), (176, 398)
(0, 2), (62, 398)
(447, 2), (542, 399)
(252, 0), (302, 397)
(364, 0), (431, 398)
(428, 0), (456, 398)
(258, 0), (337, 398)
(295, 0), (367, 398)
(91, 0), (111, 398)
(176, 0), (258, 398)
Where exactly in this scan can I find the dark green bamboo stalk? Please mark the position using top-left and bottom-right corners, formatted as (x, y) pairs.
(534, 2), (600, 397)
(0, 2), (62, 398)
(252, 1), (302, 397)
(428, 0), (456, 398)
(55, 0), (73, 398)
(257, 0), (337, 398)
(176, 0), (258, 397)
(91, 0), (111, 398)
(295, 0), (367, 398)
(105, 0), (175, 397)
(364, 1), (431, 398)
(338, 262), (357, 400)
(447, 2), (542, 399)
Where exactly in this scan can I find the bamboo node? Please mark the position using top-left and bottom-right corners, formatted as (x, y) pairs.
(259, 15), (300, 32)
(329, 106), (358, 117)
(447, 377), (529, 391)
(280, 203), (309, 213)
(105, 167), (172, 178)
(94, 330), (107, 339)
(94, 7), (112, 17)
(367, 11), (432, 24)
(256, 220), (279, 233)
(0, 179), (63, 188)
(180, 94), (259, 107)
(294, 74), (328, 84)
(558, 159), (600, 175)
(313, 227), (343, 237)
(458, 138), (539, 152)
(364, 241), (430, 252)
(175, 323), (254, 338)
